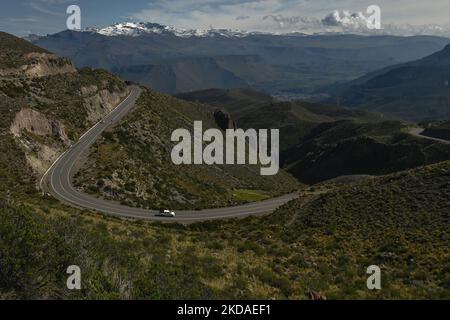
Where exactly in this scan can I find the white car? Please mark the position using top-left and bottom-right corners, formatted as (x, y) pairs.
(157, 209), (176, 218)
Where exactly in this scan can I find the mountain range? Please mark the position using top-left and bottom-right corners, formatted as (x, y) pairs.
(178, 88), (450, 183)
(30, 23), (450, 97)
(85, 22), (258, 38)
(328, 43), (450, 121)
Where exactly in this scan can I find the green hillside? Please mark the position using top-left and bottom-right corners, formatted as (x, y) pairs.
(273, 160), (450, 299)
(177, 88), (382, 152)
(176, 88), (275, 117)
(0, 31), (48, 68)
(2, 161), (449, 299)
(177, 88), (450, 183)
(283, 120), (450, 183)
(75, 88), (299, 210)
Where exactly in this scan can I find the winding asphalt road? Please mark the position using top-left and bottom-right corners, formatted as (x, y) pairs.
(42, 86), (298, 222)
(408, 127), (450, 145)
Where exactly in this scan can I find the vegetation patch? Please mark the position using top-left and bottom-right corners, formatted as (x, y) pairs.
(233, 189), (271, 202)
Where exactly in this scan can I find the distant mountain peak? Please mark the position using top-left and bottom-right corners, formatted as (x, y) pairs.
(85, 22), (255, 38)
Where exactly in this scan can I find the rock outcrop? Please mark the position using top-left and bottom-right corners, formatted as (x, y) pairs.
(0, 53), (76, 78)
(82, 86), (129, 123)
(213, 109), (236, 130)
(10, 108), (70, 145)
(9, 108), (71, 176)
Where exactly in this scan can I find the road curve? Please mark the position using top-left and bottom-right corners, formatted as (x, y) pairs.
(409, 127), (450, 145)
(43, 86), (298, 222)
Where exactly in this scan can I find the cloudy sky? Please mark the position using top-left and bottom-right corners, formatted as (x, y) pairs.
(1, 0), (449, 36)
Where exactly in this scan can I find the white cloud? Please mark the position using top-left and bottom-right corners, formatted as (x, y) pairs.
(262, 9), (450, 37)
(129, 1), (449, 36)
(131, 0), (299, 30)
(28, 1), (69, 17)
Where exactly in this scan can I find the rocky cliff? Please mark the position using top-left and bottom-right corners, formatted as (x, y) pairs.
(81, 85), (129, 122)
(0, 53), (76, 78)
(10, 108), (70, 144)
(0, 32), (128, 185)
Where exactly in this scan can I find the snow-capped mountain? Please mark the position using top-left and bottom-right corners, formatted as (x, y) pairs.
(86, 22), (255, 38)
(31, 22), (450, 97)
(82, 18), (450, 39)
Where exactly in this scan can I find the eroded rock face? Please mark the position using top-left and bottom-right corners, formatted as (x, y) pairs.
(0, 53), (76, 78)
(25, 145), (61, 176)
(82, 86), (129, 123)
(7, 85), (128, 179)
(214, 109), (236, 130)
(10, 108), (70, 145)
(9, 108), (71, 176)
